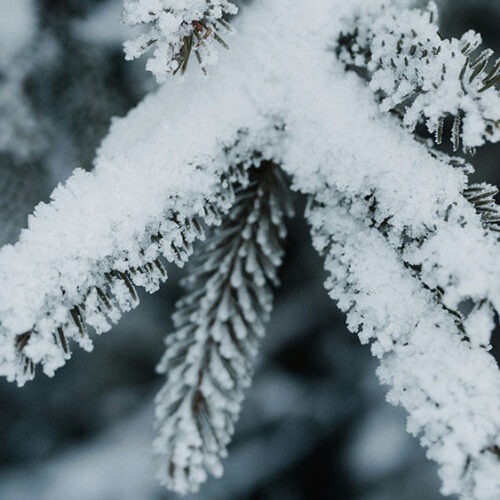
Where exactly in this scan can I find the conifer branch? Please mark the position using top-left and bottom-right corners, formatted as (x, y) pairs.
(337, 1), (500, 152)
(337, 2), (500, 238)
(463, 182), (500, 231)
(424, 148), (500, 233)
(10, 208), (206, 385)
(123, 0), (237, 82)
(0, 152), (251, 386)
(307, 192), (500, 500)
(154, 161), (293, 494)
(1, 1), (499, 496)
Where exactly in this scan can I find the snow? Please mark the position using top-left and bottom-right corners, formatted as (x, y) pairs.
(0, 0), (498, 497)
(308, 199), (500, 499)
(154, 164), (293, 493)
(123, 0), (237, 81)
(338, 1), (500, 150)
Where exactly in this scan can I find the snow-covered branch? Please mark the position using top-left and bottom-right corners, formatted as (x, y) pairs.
(123, 0), (237, 81)
(0, 0), (499, 497)
(154, 162), (293, 493)
(337, 1), (500, 152)
(0, 119), (281, 385)
(307, 195), (500, 499)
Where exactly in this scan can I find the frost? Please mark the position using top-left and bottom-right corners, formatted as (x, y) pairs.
(0, 0), (499, 498)
(338, 0), (500, 150)
(154, 164), (293, 493)
(308, 196), (500, 500)
(122, 0), (237, 81)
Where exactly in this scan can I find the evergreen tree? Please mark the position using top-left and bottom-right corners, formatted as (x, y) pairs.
(1, 1), (499, 498)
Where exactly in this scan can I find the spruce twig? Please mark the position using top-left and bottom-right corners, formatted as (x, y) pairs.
(154, 162), (294, 494)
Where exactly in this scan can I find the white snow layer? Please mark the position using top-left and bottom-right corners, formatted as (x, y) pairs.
(338, 1), (500, 150)
(123, 0), (237, 81)
(0, 0), (499, 498)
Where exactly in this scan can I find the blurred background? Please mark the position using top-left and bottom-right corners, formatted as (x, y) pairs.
(0, 1), (498, 499)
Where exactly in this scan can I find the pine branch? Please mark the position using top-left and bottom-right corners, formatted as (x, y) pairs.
(123, 0), (237, 82)
(11, 206), (207, 384)
(0, 54), (285, 386)
(337, 1), (500, 236)
(363, 182), (495, 349)
(424, 148), (500, 233)
(0, 143), (254, 386)
(337, 1), (500, 152)
(1, 1), (499, 496)
(307, 193), (500, 500)
(154, 161), (293, 494)
(463, 182), (500, 231)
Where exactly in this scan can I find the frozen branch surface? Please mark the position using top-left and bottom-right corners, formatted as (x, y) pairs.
(123, 0), (237, 81)
(337, 1), (500, 151)
(0, 0), (499, 498)
(154, 164), (293, 493)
